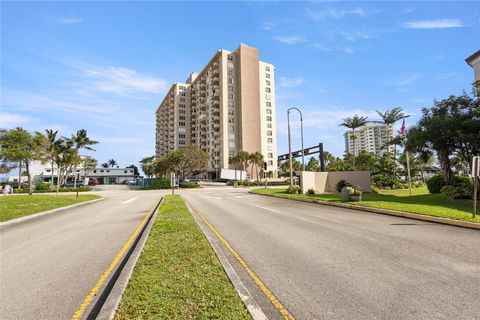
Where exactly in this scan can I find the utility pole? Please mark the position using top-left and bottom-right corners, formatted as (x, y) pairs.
(287, 107), (304, 187)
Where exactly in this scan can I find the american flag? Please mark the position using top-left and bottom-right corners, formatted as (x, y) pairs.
(399, 118), (406, 136)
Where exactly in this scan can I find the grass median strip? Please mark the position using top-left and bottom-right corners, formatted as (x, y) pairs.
(0, 194), (101, 222)
(114, 195), (251, 320)
(252, 187), (479, 223)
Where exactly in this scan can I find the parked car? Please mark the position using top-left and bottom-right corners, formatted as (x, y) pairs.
(88, 178), (99, 186)
(61, 181), (85, 188)
(126, 180), (136, 185)
(226, 180), (234, 186)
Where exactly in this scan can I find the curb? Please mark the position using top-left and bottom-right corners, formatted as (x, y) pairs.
(251, 191), (480, 231)
(0, 197), (105, 230)
(95, 197), (163, 320)
(186, 202), (269, 320)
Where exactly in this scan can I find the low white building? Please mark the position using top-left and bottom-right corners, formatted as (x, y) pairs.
(40, 167), (136, 185)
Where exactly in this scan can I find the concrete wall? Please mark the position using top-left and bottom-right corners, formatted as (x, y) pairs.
(300, 171), (371, 194)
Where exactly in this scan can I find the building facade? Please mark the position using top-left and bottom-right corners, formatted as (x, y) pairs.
(465, 50), (480, 81)
(344, 121), (394, 157)
(155, 44), (278, 179)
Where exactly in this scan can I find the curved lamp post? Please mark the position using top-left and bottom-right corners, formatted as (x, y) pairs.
(287, 107), (304, 187)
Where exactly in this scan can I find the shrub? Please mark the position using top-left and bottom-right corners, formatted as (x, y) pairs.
(371, 174), (398, 189)
(441, 176), (473, 199)
(307, 188), (315, 195)
(336, 180), (352, 193)
(426, 174), (446, 194)
(58, 186), (92, 192)
(287, 185), (301, 194)
(143, 178), (171, 190)
(179, 181), (200, 188)
(35, 183), (50, 191)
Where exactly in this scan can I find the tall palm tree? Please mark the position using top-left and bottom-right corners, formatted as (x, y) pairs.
(339, 115), (368, 168)
(236, 151), (250, 181)
(69, 129), (98, 188)
(253, 152), (265, 182)
(101, 163), (109, 168)
(108, 159), (118, 168)
(376, 107), (409, 175)
(228, 155), (240, 180)
(34, 129), (59, 186)
(248, 153), (256, 180)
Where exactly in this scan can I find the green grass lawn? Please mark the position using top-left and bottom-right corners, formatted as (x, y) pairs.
(252, 187), (479, 223)
(0, 194), (102, 222)
(115, 195), (251, 320)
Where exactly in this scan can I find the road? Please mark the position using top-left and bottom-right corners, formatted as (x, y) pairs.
(0, 187), (165, 320)
(181, 187), (480, 320)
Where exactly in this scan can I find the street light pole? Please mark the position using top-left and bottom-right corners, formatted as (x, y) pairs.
(287, 107), (304, 187)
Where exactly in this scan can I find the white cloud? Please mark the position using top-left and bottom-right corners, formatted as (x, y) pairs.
(0, 114), (32, 128)
(259, 21), (276, 30)
(50, 15), (83, 24)
(402, 19), (463, 29)
(384, 74), (421, 86)
(306, 7), (376, 20)
(342, 46), (355, 54)
(274, 35), (307, 45)
(75, 64), (168, 95)
(279, 77), (303, 88)
(339, 30), (372, 42)
(313, 43), (333, 51)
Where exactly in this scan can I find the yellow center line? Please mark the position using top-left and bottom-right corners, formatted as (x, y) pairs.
(70, 199), (160, 320)
(189, 202), (296, 320)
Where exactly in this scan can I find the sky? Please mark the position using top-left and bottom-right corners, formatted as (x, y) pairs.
(1, 1), (479, 171)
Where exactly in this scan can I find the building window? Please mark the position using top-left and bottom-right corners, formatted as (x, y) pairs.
(266, 109), (272, 114)
(266, 101), (271, 107)
(179, 116), (186, 120)
(179, 97), (185, 103)
(179, 104), (185, 108)
(267, 138), (273, 143)
(268, 160), (273, 165)
(228, 93), (234, 99)
(265, 87), (271, 93)
(228, 86), (234, 92)
(229, 150), (234, 157)
(267, 123), (272, 128)
(228, 70), (233, 76)
(267, 130), (272, 136)
(179, 110), (185, 114)
(124, 170), (128, 173)
(228, 55), (233, 61)
(228, 78), (233, 84)
(268, 153), (273, 158)
(179, 122), (185, 126)
(266, 73), (270, 79)
(265, 66), (270, 71)
(179, 134), (186, 139)
(266, 116), (272, 122)
(266, 80), (270, 85)
(179, 140), (185, 145)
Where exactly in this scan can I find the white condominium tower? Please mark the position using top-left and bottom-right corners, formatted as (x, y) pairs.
(155, 44), (277, 179)
(344, 121), (394, 157)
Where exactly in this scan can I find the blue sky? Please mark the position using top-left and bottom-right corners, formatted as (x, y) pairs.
(1, 1), (479, 169)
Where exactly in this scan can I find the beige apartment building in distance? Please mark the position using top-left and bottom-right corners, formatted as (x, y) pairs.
(344, 121), (394, 157)
(465, 49), (480, 81)
(155, 44), (277, 179)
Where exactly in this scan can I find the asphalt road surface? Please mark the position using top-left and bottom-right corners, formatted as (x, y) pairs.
(0, 187), (165, 320)
(181, 187), (480, 320)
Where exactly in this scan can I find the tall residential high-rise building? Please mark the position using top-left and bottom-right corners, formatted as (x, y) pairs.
(343, 121), (394, 157)
(155, 44), (277, 179)
(465, 50), (480, 81)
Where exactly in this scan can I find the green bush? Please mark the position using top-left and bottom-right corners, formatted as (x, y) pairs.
(179, 181), (200, 188)
(35, 183), (50, 191)
(307, 188), (315, 195)
(441, 176), (473, 199)
(58, 186), (92, 192)
(287, 185), (301, 194)
(371, 174), (398, 189)
(336, 180), (352, 193)
(426, 174), (446, 194)
(143, 178), (171, 190)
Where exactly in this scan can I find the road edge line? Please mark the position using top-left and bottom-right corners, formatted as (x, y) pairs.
(95, 197), (164, 320)
(185, 201), (268, 320)
(188, 202), (296, 320)
(70, 198), (162, 320)
(250, 191), (480, 230)
(0, 197), (104, 230)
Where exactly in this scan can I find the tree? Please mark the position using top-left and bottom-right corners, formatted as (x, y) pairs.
(229, 155), (241, 180)
(82, 156), (98, 180)
(101, 163), (109, 168)
(0, 128), (40, 195)
(306, 157), (320, 172)
(68, 129), (98, 188)
(108, 159), (117, 168)
(339, 115), (368, 168)
(236, 151), (250, 180)
(167, 145), (208, 181)
(153, 157), (173, 178)
(35, 129), (59, 186)
(126, 164), (140, 177)
(279, 158), (302, 177)
(355, 151), (379, 172)
(140, 156), (155, 178)
(250, 152), (264, 181)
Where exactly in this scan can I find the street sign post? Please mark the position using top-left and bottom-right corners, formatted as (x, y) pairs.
(472, 156), (480, 218)
(171, 172), (176, 195)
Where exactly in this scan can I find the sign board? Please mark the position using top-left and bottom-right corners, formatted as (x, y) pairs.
(472, 156), (480, 177)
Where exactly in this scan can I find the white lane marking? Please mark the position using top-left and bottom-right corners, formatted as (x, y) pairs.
(230, 197), (283, 213)
(121, 197), (138, 204)
(203, 196), (222, 200)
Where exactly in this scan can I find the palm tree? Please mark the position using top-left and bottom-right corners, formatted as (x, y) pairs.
(376, 107), (409, 175)
(108, 159), (117, 168)
(252, 152), (265, 182)
(101, 163), (109, 168)
(228, 155), (240, 180)
(35, 129), (59, 186)
(140, 156), (155, 178)
(339, 115), (368, 168)
(236, 151), (250, 180)
(69, 130), (98, 188)
(248, 153), (256, 180)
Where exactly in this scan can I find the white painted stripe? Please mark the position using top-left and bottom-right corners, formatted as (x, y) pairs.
(121, 197), (138, 204)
